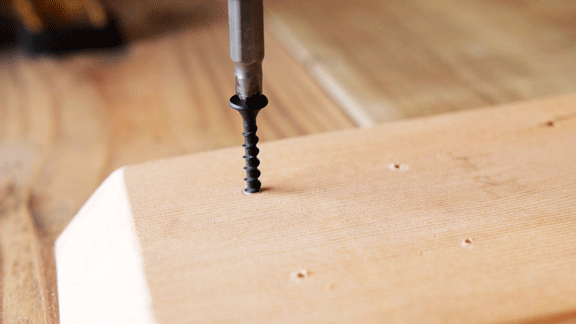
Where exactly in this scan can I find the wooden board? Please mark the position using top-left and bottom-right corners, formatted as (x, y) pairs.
(267, 0), (576, 126)
(56, 95), (576, 323)
(0, 15), (353, 323)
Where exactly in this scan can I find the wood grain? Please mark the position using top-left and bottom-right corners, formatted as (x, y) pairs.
(267, 0), (576, 125)
(0, 16), (353, 323)
(57, 95), (576, 323)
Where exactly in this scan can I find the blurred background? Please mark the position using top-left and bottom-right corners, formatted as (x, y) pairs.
(0, 0), (575, 322)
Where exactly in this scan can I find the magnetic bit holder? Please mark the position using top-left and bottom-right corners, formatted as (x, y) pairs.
(229, 93), (268, 193)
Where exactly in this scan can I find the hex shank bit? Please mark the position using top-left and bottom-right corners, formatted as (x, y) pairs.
(228, 0), (268, 193)
(228, 0), (264, 99)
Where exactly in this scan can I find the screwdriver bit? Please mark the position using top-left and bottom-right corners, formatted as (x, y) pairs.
(228, 0), (268, 194)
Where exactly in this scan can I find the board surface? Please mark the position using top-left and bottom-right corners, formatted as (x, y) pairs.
(57, 95), (576, 323)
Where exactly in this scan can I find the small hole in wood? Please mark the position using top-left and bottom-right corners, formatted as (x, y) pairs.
(546, 121), (555, 127)
(462, 238), (473, 247)
(291, 269), (310, 282)
(388, 163), (409, 171)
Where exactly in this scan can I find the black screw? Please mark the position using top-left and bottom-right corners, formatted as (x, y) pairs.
(229, 94), (268, 193)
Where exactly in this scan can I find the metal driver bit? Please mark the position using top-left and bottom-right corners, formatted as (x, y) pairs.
(228, 0), (268, 194)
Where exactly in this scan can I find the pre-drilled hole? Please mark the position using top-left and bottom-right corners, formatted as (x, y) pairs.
(291, 269), (310, 282)
(462, 238), (473, 247)
(388, 163), (409, 171)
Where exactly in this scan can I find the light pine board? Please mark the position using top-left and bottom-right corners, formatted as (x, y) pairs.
(57, 95), (576, 323)
(0, 17), (353, 324)
(267, 0), (576, 126)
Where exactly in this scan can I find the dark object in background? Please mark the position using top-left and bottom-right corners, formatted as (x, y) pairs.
(0, 0), (125, 56)
(0, 14), (17, 50)
(18, 10), (125, 56)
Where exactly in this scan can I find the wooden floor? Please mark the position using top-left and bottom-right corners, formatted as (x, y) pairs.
(1, 0), (576, 322)
(268, 0), (576, 125)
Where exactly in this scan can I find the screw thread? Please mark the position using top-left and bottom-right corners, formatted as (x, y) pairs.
(242, 121), (261, 193)
(229, 94), (268, 194)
